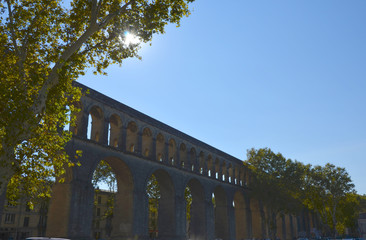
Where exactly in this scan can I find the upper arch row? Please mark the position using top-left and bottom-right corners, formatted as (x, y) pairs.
(69, 84), (251, 187)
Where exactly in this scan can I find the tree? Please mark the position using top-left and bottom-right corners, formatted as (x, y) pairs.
(93, 160), (117, 192)
(303, 163), (357, 237)
(0, 0), (194, 204)
(147, 174), (160, 238)
(246, 148), (306, 239)
(358, 194), (366, 212)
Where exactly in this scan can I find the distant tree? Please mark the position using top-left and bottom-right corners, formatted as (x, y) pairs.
(303, 163), (356, 237)
(336, 193), (359, 235)
(147, 174), (160, 238)
(358, 195), (366, 212)
(185, 186), (192, 237)
(246, 148), (306, 239)
(92, 160), (116, 223)
(0, 0), (195, 205)
(93, 160), (117, 192)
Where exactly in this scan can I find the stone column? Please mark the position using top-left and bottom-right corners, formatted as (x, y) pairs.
(218, 165), (223, 182)
(282, 214), (287, 240)
(176, 145), (181, 168)
(203, 161), (208, 176)
(117, 125), (124, 149)
(175, 187), (187, 240)
(164, 141), (169, 165)
(102, 117), (109, 145)
(137, 130), (143, 156)
(227, 194), (236, 240)
(246, 203), (253, 239)
(205, 190), (215, 240)
(290, 215), (295, 240)
(111, 187), (134, 239)
(46, 182), (73, 238)
(151, 137), (157, 161)
(132, 175), (149, 239)
(120, 125), (127, 152)
(224, 168), (229, 183)
(68, 180), (95, 239)
(47, 179), (94, 240)
(77, 109), (89, 139)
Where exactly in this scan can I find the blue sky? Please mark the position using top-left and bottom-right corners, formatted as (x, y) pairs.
(78, 0), (366, 194)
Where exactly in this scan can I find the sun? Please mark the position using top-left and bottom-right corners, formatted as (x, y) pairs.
(122, 31), (140, 46)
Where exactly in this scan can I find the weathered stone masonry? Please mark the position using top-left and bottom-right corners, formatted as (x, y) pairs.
(45, 82), (313, 240)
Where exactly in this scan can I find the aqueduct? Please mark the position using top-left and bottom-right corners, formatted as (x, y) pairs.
(45, 82), (315, 240)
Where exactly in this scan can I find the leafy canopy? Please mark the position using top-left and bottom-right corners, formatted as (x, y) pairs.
(0, 0), (194, 205)
(246, 148), (359, 238)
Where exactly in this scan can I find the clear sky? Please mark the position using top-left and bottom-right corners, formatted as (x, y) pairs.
(78, 0), (366, 195)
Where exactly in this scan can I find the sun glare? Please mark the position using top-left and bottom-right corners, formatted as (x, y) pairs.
(122, 31), (140, 46)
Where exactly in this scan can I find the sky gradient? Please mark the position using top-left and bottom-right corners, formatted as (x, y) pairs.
(78, 0), (366, 194)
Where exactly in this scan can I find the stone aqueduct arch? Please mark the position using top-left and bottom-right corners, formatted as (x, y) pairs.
(45, 83), (310, 240)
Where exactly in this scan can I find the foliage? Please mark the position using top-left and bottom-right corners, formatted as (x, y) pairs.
(0, 0), (195, 205)
(92, 160), (116, 223)
(246, 148), (358, 238)
(336, 193), (359, 235)
(246, 148), (305, 239)
(147, 174), (160, 237)
(303, 163), (357, 237)
(358, 194), (366, 212)
(92, 160), (117, 192)
(185, 186), (192, 223)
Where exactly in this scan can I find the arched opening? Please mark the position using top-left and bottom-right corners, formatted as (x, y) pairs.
(109, 114), (122, 147)
(147, 174), (160, 239)
(142, 127), (153, 158)
(92, 161), (116, 240)
(88, 106), (104, 142)
(234, 191), (248, 240)
(156, 133), (165, 162)
(126, 121), (138, 153)
(185, 179), (206, 240)
(168, 138), (176, 166)
(213, 186), (229, 240)
(179, 143), (187, 169)
(146, 170), (175, 239)
(91, 157), (134, 239)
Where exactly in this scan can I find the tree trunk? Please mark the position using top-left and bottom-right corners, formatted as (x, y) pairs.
(332, 201), (338, 237)
(0, 184), (7, 226)
(0, 156), (14, 196)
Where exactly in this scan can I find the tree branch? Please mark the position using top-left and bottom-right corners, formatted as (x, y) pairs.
(91, 0), (99, 24)
(20, 4), (50, 62)
(98, 0), (135, 29)
(6, 0), (19, 56)
(31, 0), (135, 115)
(79, 33), (118, 56)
